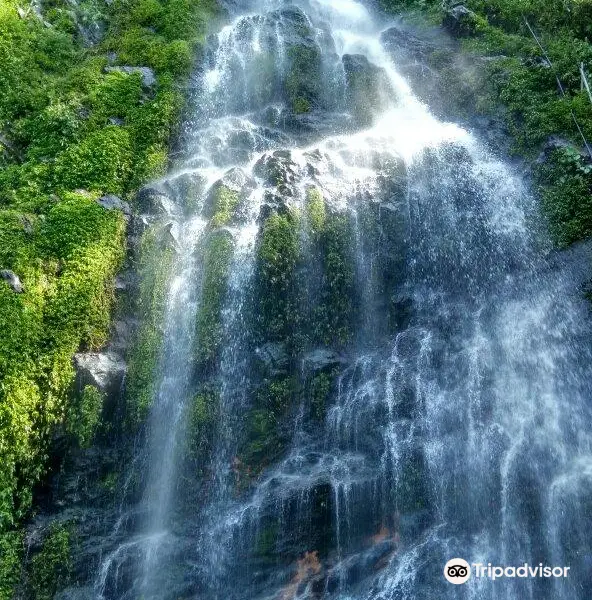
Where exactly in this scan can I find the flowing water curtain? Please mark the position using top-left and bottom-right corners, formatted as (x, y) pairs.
(91, 1), (592, 599)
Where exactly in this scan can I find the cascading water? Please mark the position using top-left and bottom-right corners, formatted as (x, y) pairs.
(93, 1), (592, 599)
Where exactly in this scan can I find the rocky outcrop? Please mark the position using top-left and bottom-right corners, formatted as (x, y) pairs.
(0, 269), (24, 293)
(443, 4), (479, 38)
(342, 54), (393, 126)
(136, 185), (175, 216)
(97, 194), (132, 216)
(301, 349), (346, 373)
(73, 351), (126, 395)
(104, 66), (157, 88)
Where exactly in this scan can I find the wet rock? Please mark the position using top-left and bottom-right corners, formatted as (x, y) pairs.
(204, 167), (257, 224)
(217, 166), (257, 194)
(97, 194), (131, 216)
(342, 54), (392, 125)
(443, 5), (478, 38)
(54, 587), (96, 600)
(302, 349), (346, 373)
(0, 269), (24, 293)
(536, 135), (587, 164)
(254, 151), (300, 194)
(255, 342), (289, 375)
(74, 351), (126, 394)
(136, 185), (174, 215)
(167, 171), (207, 210)
(110, 317), (138, 352)
(104, 66), (156, 88)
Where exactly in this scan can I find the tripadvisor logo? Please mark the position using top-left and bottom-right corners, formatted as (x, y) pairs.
(444, 558), (471, 584)
(443, 558), (571, 584)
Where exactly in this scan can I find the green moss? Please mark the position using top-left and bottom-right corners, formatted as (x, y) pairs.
(0, 193), (124, 528)
(186, 386), (219, 471)
(52, 127), (133, 195)
(0, 529), (23, 600)
(305, 187), (326, 237)
(254, 211), (301, 344)
(293, 97), (311, 114)
(313, 212), (356, 345)
(308, 369), (338, 421)
(66, 384), (104, 448)
(285, 44), (321, 112)
(240, 376), (296, 476)
(30, 523), (72, 600)
(195, 230), (234, 366)
(126, 222), (175, 428)
(210, 185), (240, 227)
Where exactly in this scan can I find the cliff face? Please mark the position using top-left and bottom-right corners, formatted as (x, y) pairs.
(2, 1), (592, 600)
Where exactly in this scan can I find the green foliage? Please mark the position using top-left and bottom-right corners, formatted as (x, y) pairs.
(30, 523), (72, 600)
(0, 194), (124, 529)
(53, 127), (133, 194)
(67, 385), (104, 448)
(0, 0), (221, 551)
(254, 211), (301, 343)
(195, 230), (234, 365)
(539, 148), (592, 246)
(0, 529), (23, 600)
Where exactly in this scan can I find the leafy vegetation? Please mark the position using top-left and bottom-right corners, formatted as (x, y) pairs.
(0, 531), (23, 600)
(30, 523), (72, 600)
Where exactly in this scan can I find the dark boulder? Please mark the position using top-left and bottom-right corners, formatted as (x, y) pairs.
(443, 5), (478, 38)
(136, 185), (174, 216)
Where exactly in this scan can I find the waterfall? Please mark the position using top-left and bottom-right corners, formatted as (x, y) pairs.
(94, 1), (592, 599)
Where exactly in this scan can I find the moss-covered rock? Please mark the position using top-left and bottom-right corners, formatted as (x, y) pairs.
(285, 44), (322, 114)
(239, 376), (297, 476)
(66, 384), (104, 449)
(195, 229), (234, 366)
(125, 220), (175, 428)
(254, 210), (301, 345)
(342, 54), (392, 126)
(30, 523), (72, 600)
(186, 385), (219, 473)
(210, 185), (240, 227)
